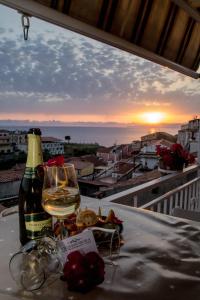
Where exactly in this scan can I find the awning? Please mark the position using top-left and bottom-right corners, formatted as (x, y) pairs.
(1, 0), (200, 78)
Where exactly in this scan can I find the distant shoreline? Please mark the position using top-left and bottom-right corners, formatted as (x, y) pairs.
(0, 124), (180, 147)
(0, 122), (182, 128)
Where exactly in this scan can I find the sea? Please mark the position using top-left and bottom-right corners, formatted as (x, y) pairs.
(1, 124), (181, 147)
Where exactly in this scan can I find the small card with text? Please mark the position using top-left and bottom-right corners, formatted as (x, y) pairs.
(58, 230), (98, 262)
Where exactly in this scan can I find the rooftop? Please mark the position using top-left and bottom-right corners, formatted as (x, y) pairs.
(42, 137), (62, 143)
(153, 139), (174, 148)
(80, 155), (107, 167)
(141, 132), (176, 143)
(67, 159), (93, 170)
(97, 146), (114, 153)
(0, 168), (23, 183)
(114, 162), (134, 175)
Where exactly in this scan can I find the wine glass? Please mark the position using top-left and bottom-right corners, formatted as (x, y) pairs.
(42, 164), (81, 239)
(9, 237), (63, 291)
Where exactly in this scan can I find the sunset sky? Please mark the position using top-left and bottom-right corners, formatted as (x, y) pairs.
(0, 4), (199, 126)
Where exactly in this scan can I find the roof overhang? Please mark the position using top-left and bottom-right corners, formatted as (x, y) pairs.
(0, 0), (200, 79)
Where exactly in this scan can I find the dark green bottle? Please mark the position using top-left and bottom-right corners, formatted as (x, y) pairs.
(18, 128), (52, 245)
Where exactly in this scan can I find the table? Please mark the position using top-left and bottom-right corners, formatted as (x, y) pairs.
(1, 198), (200, 300)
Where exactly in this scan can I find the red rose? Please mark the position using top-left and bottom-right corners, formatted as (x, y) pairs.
(63, 251), (105, 293)
(46, 155), (64, 166)
(85, 252), (105, 285)
(188, 153), (195, 164)
(157, 143), (195, 170)
(162, 153), (174, 168)
(171, 143), (183, 153)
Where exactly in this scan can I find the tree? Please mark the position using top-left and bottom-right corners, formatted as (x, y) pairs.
(43, 149), (52, 162)
(65, 135), (71, 144)
(16, 151), (26, 163)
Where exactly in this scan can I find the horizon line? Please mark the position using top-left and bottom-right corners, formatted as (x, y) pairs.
(0, 119), (184, 127)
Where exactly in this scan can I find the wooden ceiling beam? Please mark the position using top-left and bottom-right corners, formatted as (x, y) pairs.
(188, 0), (200, 8)
(131, 0), (153, 44)
(97, 0), (119, 31)
(62, 0), (72, 14)
(176, 17), (195, 64)
(51, 0), (58, 9)
(156, 3), (178, 55)
(171, 0), (200, 22)
(104, 0), (119, 32)
(97, 0), (110, 29)
(192, 45), (200, 69)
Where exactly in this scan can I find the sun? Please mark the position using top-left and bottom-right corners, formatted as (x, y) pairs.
(140, 112), (165, 124)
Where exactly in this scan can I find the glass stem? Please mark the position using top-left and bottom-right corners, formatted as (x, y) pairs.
(58, 219), (67, 240)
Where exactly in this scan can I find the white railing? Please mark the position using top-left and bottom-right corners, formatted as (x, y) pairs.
(140, 177), (200, 215)
(100, 165), (199, 208)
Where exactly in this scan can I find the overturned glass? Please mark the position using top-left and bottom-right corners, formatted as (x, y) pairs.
(9, 237), (63, 291)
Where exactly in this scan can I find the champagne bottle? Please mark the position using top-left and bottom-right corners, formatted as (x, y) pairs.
(18, 128), (52, 245)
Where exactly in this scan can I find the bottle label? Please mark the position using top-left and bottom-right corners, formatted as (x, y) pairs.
(25, 212), (52, 239)
(24, 167), (36, 179)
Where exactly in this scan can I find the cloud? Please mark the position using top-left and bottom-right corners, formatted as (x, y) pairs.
(0, 6), (199, 121)
(151, 69), (200, 96)
(38, 96), (65, 103)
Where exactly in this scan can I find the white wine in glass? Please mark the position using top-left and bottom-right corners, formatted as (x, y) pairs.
(42, 164), (81, 238)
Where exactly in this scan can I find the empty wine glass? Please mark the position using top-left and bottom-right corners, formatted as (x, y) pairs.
(42, 164), (81, 239)
(9, 237), (62, 291)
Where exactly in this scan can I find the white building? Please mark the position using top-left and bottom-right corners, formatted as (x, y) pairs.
(131, 140), (141, 153)
(0, 129), (28, 153)
(10, 130), (27, 148)
(17, 136), (65, 155)
(177, 118), (200, 155)
(42, 137), (64, 155)
(0, 130), (13, 154)
(17, 144), (27, 153)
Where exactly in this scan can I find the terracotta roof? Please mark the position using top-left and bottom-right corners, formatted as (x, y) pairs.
(93, 170), (161, 198)
(114, 162), (134, 175)
(154, 139), (174, 148)
(67, 159), (93, 170)
(0, 168), (23, 183)
(97, 146), (114, 153)
(81, 155), (107, 166)
(78, 179), (111, 187)
(141, 132), (176, 143)
(6, 0), (200, 78)
(114, 170), (161, 189)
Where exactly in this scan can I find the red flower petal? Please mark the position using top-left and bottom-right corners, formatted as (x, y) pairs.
(47, 155), (64, 166)
(67, 251), (84, 262)
(85, 252), (104, 269)
(63, 250), (105, 293)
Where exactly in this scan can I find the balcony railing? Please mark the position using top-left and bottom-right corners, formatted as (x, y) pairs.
(100, 165), (199, 208)
(140, 176), (200, 215)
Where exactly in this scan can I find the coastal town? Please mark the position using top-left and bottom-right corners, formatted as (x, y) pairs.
(0, 117), (199, 207)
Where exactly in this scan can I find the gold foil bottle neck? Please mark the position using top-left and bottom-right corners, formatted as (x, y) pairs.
(26, 133), (43, 168)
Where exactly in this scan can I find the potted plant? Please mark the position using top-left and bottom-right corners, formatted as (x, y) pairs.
(156, 143), (195, 174)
